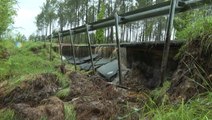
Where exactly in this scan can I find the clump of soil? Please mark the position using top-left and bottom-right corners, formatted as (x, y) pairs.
(66, 72), (147, 120)
(123, 62), (161, 90)
(168, 36), (212, 102)
(13, 96), (64, 120)
(0, 73), (59, 106)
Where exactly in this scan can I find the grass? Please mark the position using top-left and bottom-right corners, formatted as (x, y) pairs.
(0, 41), (56, 80)
(0, 40), (72, 96)
(0, 109), (15, 120)
(56, 87), (70, 98)
(137, 79), (212, 120)
(0, 40), (76, 120)
(64, 103), (76, 120)
(140, 92), (212, 120)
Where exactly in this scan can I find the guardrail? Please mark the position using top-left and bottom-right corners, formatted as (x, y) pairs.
(50, 0), (212, 86)
(52, 0), (211, 37)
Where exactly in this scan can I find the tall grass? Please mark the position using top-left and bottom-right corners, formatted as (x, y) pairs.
(141, 92), (212, 120)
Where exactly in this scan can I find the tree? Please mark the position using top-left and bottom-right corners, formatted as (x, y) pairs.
(96, 2), (106, 44)
(0, 0), (16, 37)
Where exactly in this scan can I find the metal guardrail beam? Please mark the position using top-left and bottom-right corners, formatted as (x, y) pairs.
(52, 0), (212, 37)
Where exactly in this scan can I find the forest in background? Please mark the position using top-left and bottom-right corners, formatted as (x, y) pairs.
(33, 0), (212, 44)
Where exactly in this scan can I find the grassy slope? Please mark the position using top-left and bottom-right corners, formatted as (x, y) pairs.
(0, 33), (211, 120)
(140, 82), (212, 120)
(0, 40), (75, 120)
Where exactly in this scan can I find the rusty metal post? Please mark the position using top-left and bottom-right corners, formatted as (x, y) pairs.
(86, 24), (95, 72)
(160, 0), (177, 86)
(69, 30), (77, 70)
(115, 12), (122, 85)
(58, 32), (63, 64)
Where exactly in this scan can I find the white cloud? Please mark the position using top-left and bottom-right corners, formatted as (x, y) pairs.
(14, 0), (44, 38)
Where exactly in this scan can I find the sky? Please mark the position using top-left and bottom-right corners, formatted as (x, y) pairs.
(14, 0), (45, 38)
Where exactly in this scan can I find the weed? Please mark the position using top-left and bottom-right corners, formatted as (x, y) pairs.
(64, 103), (76, 120)
(56, 87), (70, 98)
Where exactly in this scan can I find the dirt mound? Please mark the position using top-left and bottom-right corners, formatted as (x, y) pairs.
(13, 96), (64, 120)
(123, 62), (161, 90)
(1, 73), (59, 106)
(168, 37), (212, 102)
(67, 72), (147, 120)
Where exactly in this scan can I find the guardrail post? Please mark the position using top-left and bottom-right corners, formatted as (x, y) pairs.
(86, 24), (95, 73)
(115, 12), (122, 85)
(58, 32), (63, 64)
(69, 30), (77, 71)
(160, 0), (176, 86)
(49, 33), (53, 61)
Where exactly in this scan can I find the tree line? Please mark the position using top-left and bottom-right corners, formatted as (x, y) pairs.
(33, 0), (212, 44)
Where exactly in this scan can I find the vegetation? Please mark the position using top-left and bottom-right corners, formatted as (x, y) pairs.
(96, 3), (106, 44)
(140, 16), (212, 120)
(0, 0), (16, 36)
(0, 109), (15, 120)
(0, 0), (211, 120)
(0, 40), (76, 120)
(141, 92), (212, 120)
(64, 103), (76, 120)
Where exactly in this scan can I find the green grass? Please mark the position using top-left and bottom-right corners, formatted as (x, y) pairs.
(0, 40), (71, 97)
(56, 87), (70, 98)
(0, 41), (58, 81)
(0, 109), (15, 120)
(140, 92), (212, 120)
(64, 103), (76, 120)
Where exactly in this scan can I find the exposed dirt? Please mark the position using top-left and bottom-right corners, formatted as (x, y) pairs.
(66, 72), (148, 120)
(13, 96), (64, 120)
(0, 70), (148, 120)
(123, 62), (161, 90)
(168, 37), (212, 102)
(0, 73), (59, 106)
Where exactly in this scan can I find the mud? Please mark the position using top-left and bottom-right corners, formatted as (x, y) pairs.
(67, 72), (147, 120)
(0, 73), (59, 106)
(123, 62), (161, 91)
(168, 38), (212, 102)
(13, 96), (64, 120)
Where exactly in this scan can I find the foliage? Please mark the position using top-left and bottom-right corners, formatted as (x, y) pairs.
(64, 103), (76, 120)
(141, 92), (212, 120)
(56, 87), (70, 98)
(0, 109), (15, 120)
(176, 16), (212, 59)
(177, 16), (212, 40)
(0, 0), (16, 36)
(0, 40), (71, 87)
(96, 3), (106, 44)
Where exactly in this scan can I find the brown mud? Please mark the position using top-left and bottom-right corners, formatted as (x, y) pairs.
(0, 73), (59, 107)
(168, 37), (212, 102)
(66, 72), (147, 120)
